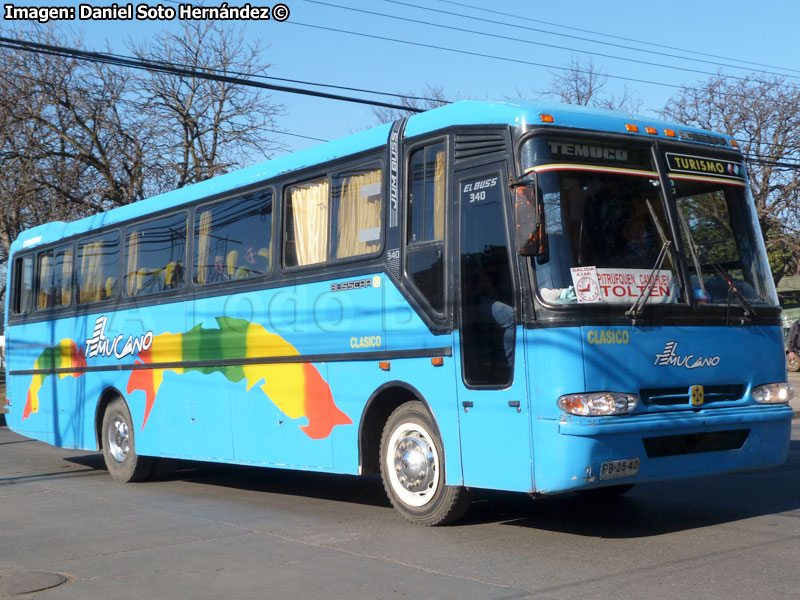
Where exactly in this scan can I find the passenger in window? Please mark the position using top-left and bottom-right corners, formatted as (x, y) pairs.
(208, 254), (230, 283)
(236, 245), (267, 278)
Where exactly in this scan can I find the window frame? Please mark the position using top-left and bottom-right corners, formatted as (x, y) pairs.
(34, 243), (75, 312)
(403, 136), (450, 321)
(281, 159), (386, 272)
(11, 254), (35, 316)
(75, 230), (122, 306)
(122, 210), (190, 299)
(192, 186), (276, 287)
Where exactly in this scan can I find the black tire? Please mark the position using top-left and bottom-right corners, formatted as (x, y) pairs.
(380, 401), (471, 526)
(101, 398), (153, 482)
(576, 483), (635, 499)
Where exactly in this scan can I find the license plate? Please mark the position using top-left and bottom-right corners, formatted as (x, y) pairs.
(600, 458), (640, 480)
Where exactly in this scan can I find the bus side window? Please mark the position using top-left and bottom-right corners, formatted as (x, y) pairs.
(37, 251), (55, 310)
(284, 179), (330, 268)
(333, 166), (383, 259)
(124, 213), (187, 297)
(406, 142), (446, 314)
(77, 232), (120, 304)
(12, 255), (34, 315)
(36, 246), (73, 310)
(194, 190), (273, 284)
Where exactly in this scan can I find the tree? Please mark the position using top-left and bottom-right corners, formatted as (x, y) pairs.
(661, 74), (800, 284)
(0, 22), (284, 280)
(371, 84), (451, 123)
(128, 20), (284, 188)
(541, 56), (642, 113)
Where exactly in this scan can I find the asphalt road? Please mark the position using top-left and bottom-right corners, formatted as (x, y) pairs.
(1, 419), (799, 600)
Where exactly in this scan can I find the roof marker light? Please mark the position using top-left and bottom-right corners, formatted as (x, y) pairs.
(730, 139), (740, 148)
(625, 123), (639, 133)
(539, 114), (555, 123)
(664, 129), (677, 138)
(645, 126), (658, 135)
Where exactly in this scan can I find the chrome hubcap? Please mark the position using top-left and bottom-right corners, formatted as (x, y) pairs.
(387, 421), (441, 508)
(108, 417), (129, 463)
(394, 433), (436, 494)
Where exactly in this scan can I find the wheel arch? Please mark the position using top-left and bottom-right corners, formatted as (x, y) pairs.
(358, 381), (440, 475)
(94, 386), (127, 451)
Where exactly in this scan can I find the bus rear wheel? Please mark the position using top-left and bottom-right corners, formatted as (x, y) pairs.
(379, 401), (471, 526)
(101, 398), (153, 483)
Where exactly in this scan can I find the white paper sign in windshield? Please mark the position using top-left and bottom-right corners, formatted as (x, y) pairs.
(595, 269), (678, 304)
(570, 266), (602, 303)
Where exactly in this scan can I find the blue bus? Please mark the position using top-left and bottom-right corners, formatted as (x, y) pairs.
(3, 101), (794, 525)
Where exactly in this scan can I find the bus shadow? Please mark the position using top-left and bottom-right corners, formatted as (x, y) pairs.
(66, 454), (392, 509)
(66, 438), (800, 534)
(464, 439), (800, 537)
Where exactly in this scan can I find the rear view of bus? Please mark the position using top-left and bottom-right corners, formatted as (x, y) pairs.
(515, 118), (793, 495)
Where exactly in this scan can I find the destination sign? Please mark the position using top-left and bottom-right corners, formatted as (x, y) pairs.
(665, 153), (745, 180)
(522, 136), (654, 171)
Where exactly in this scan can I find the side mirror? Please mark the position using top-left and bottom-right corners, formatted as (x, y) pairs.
(514, 180), (548, 262)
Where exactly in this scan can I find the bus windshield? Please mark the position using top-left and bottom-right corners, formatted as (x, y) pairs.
(671, 174), (777, 307)
(519, 136), (682, 305)
(518, 135), (777, 308)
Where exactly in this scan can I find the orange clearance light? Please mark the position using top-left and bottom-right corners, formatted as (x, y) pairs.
(664, 129), (677, 138)
(431, 357), (444, 367)
(539, 114), (555, 123)
(379, 361), (391, 371)
(645, 126), (658, 135)
(730, 139), (739, 148)
(625, 123), (639, 133)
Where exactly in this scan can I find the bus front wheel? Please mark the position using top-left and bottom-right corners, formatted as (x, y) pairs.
(101, 398), (153, 483)
(379, 401), (471, 526)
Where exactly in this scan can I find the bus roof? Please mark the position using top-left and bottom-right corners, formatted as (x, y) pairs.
(10, 100), (734, 254)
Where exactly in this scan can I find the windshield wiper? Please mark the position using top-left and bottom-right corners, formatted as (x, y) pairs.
(676, 206), (755, 319)
(676, 208), (709, 301)
(626, 240), (672, 319)
(713, 262), (756, 320)
(625, 198), (678, 319)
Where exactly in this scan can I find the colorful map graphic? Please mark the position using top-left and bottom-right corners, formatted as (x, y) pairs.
(24, 339), (86, 420)
(23, 317), (351, 439)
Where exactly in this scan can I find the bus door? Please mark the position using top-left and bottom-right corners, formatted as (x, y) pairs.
(455, 163), (533, 492)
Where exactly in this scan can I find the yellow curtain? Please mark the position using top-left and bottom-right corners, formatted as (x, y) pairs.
(38, 255), (53, 309)
(79, 242), (103, 303)
(433, 151), (445, 241)
(291, 180), (329, 266)
(196, 209), (212, 284)
(60, 250), (73, 305)
(126, 230), (140, 296)
(336, 169), (382, 259)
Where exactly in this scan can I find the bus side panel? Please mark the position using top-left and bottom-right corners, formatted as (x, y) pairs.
(5, 315), (145, 453)
(5, 318), (87, 449)
(327, 352), (462, 482)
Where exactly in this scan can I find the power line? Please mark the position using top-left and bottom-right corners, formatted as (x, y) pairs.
(2, 36), (798, 161)
(0, 36), (427, 114)
(287, 21), (683, 90)
(305, 0), (797, 87)
(428, 0), (800, 76)
(266, 129), (329, 143)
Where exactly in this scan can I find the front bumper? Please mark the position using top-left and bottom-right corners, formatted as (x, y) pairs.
(533, 404), (793, 494)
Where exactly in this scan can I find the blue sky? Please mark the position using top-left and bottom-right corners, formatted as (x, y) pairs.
(5, 0), (799, 157)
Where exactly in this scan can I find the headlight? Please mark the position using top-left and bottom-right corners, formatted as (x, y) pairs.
(557, 392), (638, 416)
(752, 382), (794, 404)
